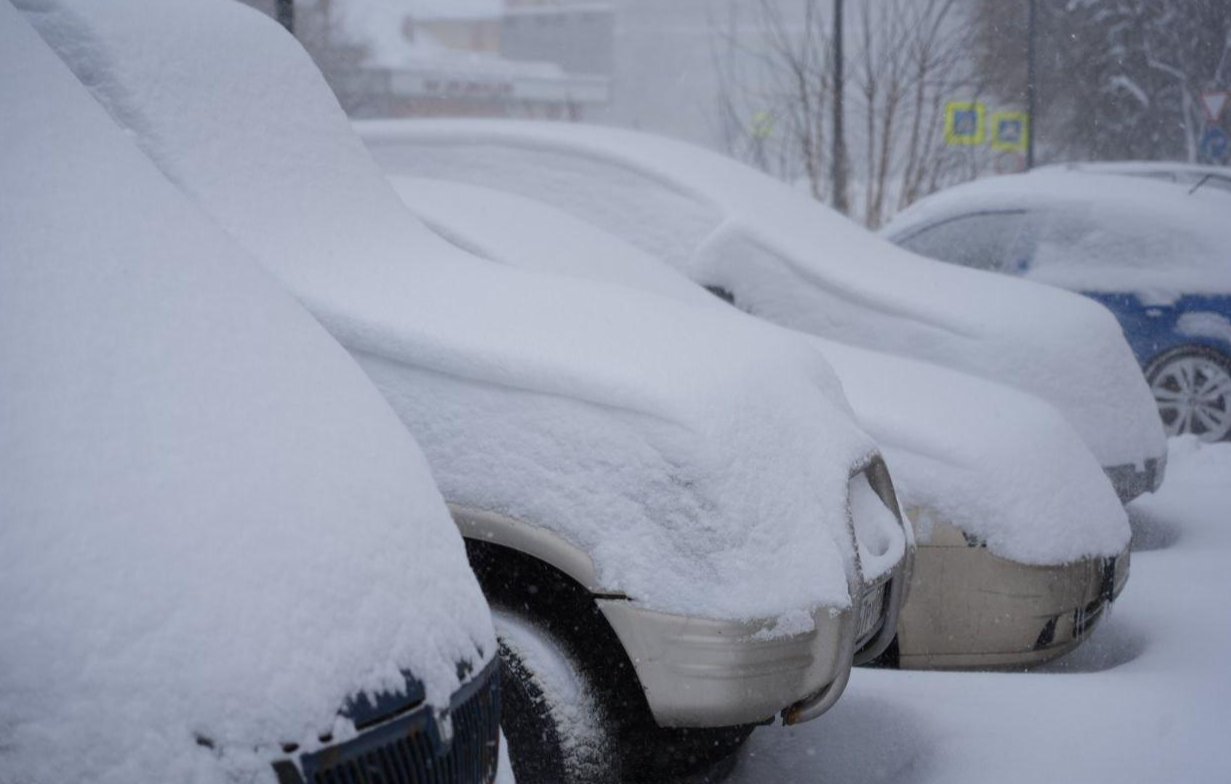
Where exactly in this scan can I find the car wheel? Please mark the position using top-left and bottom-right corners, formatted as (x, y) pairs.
(494, 608), (619, 784)
(1146, 347), (1231, 442)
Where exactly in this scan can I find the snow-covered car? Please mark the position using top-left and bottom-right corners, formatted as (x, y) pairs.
(1042, 160), (1231, 196)
(357, 119), (1169, 503)
(391, 175), (1134, 670)
(0, 8), (499, 784)
(24, 1), (912, 779)
(883, 170), (1231, 443)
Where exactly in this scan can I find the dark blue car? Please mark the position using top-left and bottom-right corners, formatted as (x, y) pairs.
(882, 170), (1231, 442)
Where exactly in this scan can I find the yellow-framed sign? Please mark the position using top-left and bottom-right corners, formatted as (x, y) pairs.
(944, 101), (986, 146)
(991, 111), (1030, 152)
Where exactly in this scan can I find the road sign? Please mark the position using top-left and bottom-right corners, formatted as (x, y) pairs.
(993, 151), (1027, 175)
(944, 101), (985, 145)
(1201, 127), (1230, 164)
(1199, 89), (1230, 124)
(990, 111), (1030, 152)
(749, 110), (775, 140)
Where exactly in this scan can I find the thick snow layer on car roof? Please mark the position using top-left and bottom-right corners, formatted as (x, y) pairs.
(390, 177), (1130, 564)
(884, 170), (1231, 303)
(0, 8), (493, 784)
(24, 0), (888, 617)
(357, 118), (1167, 472)
(1041, 160), (1231, 194)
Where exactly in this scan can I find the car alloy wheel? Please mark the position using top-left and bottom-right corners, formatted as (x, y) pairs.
(1147, 348), (1231, 442)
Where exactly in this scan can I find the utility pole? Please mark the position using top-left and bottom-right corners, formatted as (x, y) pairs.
(831, 0), (849, 213)
(276, 0), (294, 35)
(1026, 0), (1037, 169)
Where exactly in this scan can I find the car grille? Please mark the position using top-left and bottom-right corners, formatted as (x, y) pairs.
(855, 579), (889, 650)
(1074, 556), (1121, 640)
(275, 657), (501, 784)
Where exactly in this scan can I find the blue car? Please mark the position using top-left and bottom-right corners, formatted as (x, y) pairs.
(882, 170), (1231, 442)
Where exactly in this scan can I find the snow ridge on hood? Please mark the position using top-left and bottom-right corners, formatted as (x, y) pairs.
(0, 6), (493, 783)
(22, 0), (883, 619)
(357, 118), (1167, 471)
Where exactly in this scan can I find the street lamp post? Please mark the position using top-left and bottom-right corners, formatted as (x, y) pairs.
(831, 0), (849, 213)
(1026, 0), (1037, 169)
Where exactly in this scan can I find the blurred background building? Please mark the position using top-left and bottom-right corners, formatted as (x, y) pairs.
(240, 0), (612, 119)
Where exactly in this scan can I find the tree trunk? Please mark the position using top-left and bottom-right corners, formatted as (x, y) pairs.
(831, 0), (850, 214)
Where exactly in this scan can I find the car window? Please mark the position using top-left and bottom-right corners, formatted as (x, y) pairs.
(898, 211), (1027, 273)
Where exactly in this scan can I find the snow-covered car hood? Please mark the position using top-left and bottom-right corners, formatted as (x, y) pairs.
(392, 176), (1131, 565)
(883, 170), (1231, 303)
(0, 8), (493, 784)
(357, 118), (1167, 472)
(21, 0), (893, 619)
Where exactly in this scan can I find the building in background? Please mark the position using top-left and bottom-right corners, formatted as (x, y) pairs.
(239, 0), (612, 120)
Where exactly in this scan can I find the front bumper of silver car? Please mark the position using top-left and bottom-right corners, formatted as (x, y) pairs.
(895, 519), (1130, 670)
(595, 456), (913, 728)
(596, 556), (907, 728)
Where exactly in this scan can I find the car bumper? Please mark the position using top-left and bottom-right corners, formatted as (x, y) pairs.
(595, 555), (909, 729)
(895, 520), (1129, 670)
(1105, 454), (1166, 504)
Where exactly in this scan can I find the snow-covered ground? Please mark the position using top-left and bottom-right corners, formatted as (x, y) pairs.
(730, 436), (1231, 784)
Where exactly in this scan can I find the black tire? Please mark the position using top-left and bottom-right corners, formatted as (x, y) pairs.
(495, 609), (619, 784)
(1145, 345), (1231, 442)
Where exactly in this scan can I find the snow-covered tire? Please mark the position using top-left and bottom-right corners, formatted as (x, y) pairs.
(494, 609), (619, 784)
(1146, 346), (1231, 442)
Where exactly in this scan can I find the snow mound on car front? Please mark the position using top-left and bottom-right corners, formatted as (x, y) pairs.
(0, 7), (492, 784)
(822, 344), (1130, 564)
(22, 0), (883, 619)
